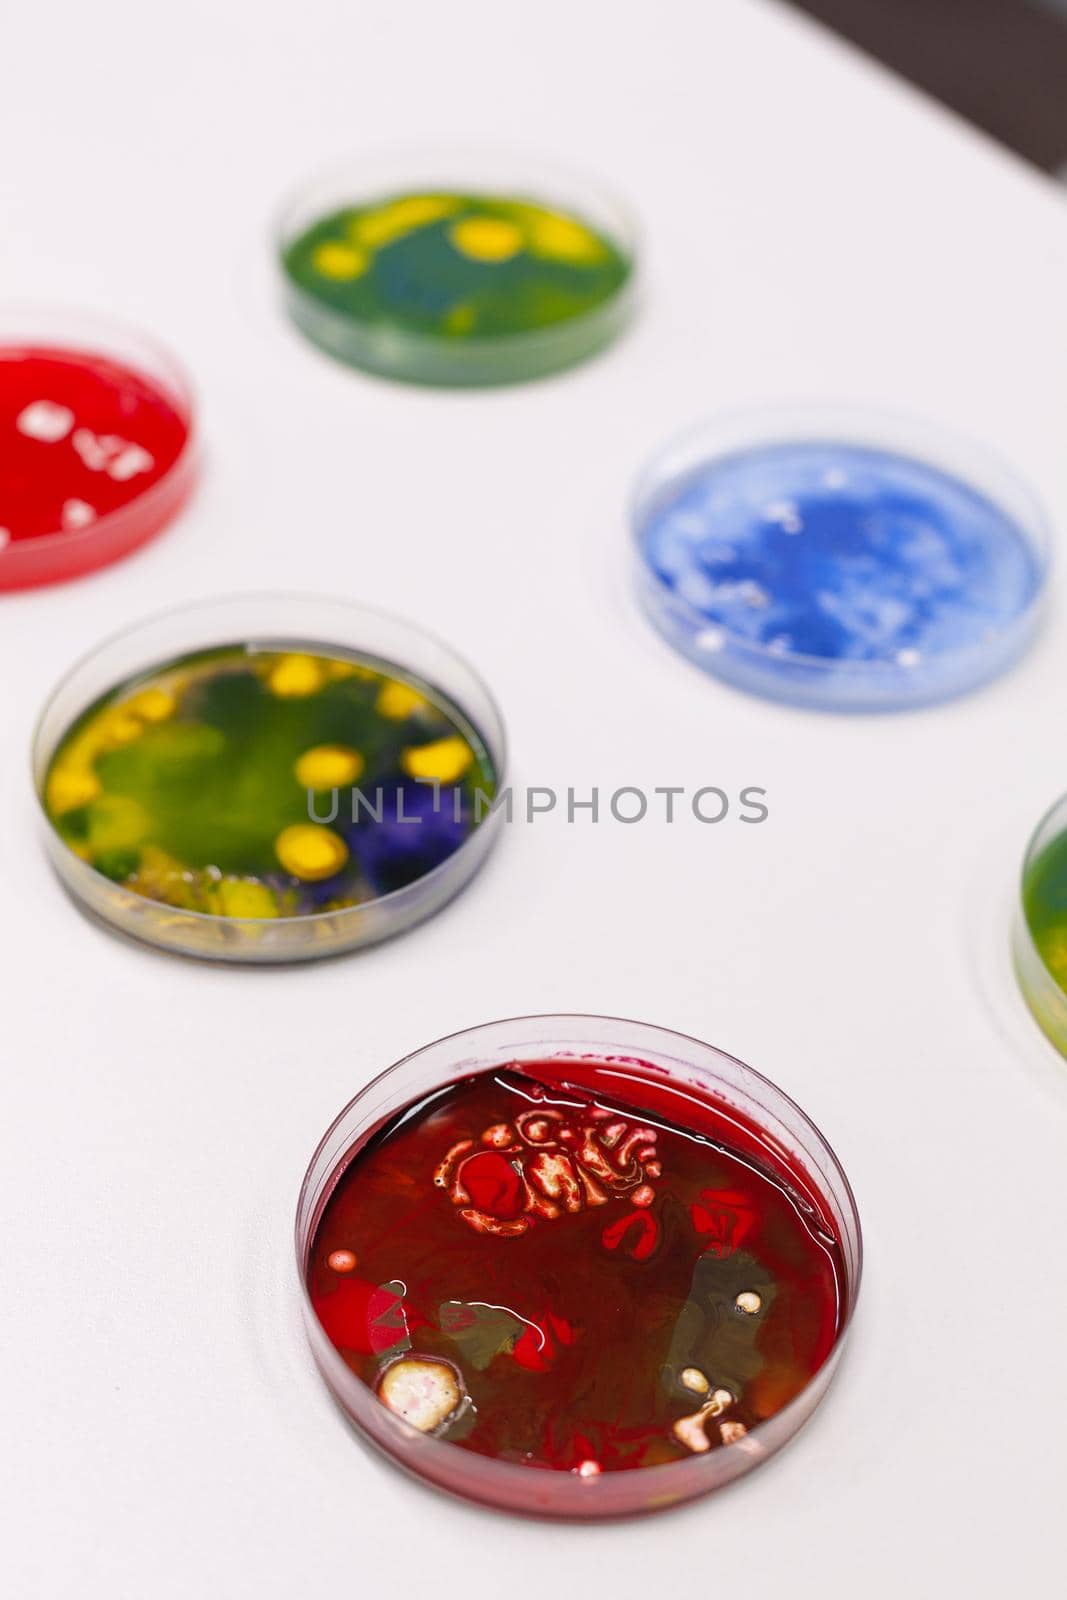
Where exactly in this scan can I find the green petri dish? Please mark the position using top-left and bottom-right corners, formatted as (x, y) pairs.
(277, 152), (637, 386)
(1015, 792), (1067, 1056)
(33, 596), (507, 963)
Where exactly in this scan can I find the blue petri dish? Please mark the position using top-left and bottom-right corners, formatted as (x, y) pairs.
(632, 407), (1050, 712)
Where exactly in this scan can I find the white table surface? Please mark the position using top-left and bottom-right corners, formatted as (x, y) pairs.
(3, 1), (1067, 1594)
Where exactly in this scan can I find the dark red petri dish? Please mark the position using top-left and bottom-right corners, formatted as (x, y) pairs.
(297, 1017), (862, 1518)
(0, 311), (195, 590)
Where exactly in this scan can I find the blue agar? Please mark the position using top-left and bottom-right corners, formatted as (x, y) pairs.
(636, 440), (1045, 711)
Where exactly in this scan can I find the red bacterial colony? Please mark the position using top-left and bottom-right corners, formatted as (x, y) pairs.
(0, 345), (192, 588)
(308, 1060), (849, 1475)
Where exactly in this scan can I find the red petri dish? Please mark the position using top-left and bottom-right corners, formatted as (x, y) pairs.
(0, 310), (195, 591)
(297, 1016), (862, 1518)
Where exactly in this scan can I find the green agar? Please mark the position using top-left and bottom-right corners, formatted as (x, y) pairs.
(1018, 823), (1067, 1055)
(281, 190), (632, 384)
(43, 644), (496, 920)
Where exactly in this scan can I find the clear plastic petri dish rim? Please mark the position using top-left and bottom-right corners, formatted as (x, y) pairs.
(31, 593), (507, 964)
(275, 145), (640, 387)
(0, 304), (197, 591)
(295, 1013), (862, 1519)
(630, 403), (1052, 713)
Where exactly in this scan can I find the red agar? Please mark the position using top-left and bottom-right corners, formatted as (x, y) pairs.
(309, 1060), (849, 1475)
(0, 345), (192, 589)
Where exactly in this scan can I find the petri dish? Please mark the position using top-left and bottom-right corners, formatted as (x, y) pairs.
(632, 405), (1050, 712)
(0, 307), (196, 591)
(297, 1014), (862, 1518)
(277, 149), (638, 386)
(33, 595), (506, 963)
(1015, 792), (1067, 1057)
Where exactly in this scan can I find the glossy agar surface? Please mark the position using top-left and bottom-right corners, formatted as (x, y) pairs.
(43, 644), (497, 921)
(0, 343), (191, 587)
(309, 1060), (847, 1479)
(637, 439), (1044, 710)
